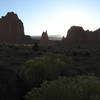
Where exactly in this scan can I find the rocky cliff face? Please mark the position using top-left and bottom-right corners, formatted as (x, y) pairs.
(40, 31), (48, 46)
(63, 26), (100, 47)
(0, 12), (33, 44)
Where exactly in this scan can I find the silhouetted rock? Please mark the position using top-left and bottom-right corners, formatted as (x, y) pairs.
(64, 26), (100, 47)
(62, 36), (66, 42)
(62, 36), (67, 45)
(66, 26), (85, 45)
(40, 30), (48, 46)
(94, 28), (100, 44)
(0, 12), (33, 44)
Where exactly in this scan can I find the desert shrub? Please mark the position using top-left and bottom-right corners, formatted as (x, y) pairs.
(32, 42), (39, 51)
(19, 54), (72, 87)
(25, 76), (100, 100)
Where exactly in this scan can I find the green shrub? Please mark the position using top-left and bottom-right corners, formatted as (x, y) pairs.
(19, 54), (72, 87)
(25, 76), (100, 100)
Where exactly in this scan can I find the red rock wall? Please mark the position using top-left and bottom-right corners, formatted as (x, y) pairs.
(63, 26), (100, 47)
(0, 12), (27, 43)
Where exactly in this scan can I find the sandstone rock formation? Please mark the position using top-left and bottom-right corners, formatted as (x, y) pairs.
(40, 30), (48, 46)
(66, 26), (85, 45)
(62, 36), (66, 45)
(63, 26), (100, 47)
(0, 12), (33, 44)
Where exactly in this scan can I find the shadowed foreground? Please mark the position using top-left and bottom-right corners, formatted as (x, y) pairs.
(0, 43), (100, 100)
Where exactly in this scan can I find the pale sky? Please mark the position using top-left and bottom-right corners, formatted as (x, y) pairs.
(0, 0), (100, 36)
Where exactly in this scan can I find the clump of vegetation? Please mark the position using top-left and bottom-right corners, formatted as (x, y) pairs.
(19, 54), (72, 87)
(32, 42), (39, 51)
(25, 76), (100, 100)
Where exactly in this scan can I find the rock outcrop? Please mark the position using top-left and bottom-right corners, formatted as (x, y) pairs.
(67, 26), (85, 44)
(63, 26), (100, 47)
(40, 30), (48, 46)
(0, 12), (33, 44)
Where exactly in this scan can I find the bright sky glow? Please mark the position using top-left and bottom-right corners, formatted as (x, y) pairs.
(0, 0), (100, 36)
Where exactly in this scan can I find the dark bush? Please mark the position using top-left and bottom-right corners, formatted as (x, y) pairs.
(32, 42), (39, 51)
(19, 54), (72, 87)
(25, 76), (100, 100)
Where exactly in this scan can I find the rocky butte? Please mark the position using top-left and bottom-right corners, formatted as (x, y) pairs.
(63, 26), (100, 48)
(40, 30), (48, 46)
(0, 12), (33, 44)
